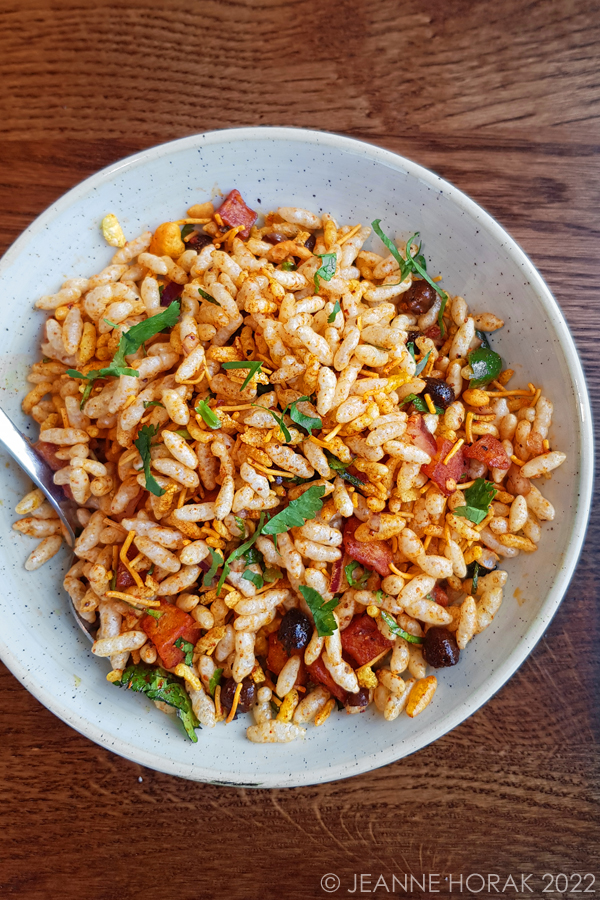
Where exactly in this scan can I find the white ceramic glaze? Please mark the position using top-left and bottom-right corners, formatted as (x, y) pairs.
(0, 128), (592, 787)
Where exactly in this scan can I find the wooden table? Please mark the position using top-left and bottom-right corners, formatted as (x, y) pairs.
(1, 2), (598, 897)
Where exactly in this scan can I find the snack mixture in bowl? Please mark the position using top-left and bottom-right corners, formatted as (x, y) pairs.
(14, 188), (566, 744)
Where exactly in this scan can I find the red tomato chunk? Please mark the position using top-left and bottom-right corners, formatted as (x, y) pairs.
(341, 614), (393, 667)
(307, 655), (348, 703)
(463, 435), (511, 470)
(342, 517), (393, 578)
(141, 602), (201, 669)
(218, 189), (257, 239)
(421, 436), (467, 496)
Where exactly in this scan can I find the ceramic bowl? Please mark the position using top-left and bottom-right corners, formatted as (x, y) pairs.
(0, 128), (592, 787)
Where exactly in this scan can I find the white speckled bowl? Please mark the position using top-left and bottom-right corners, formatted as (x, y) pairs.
(0, 128), (592, 787)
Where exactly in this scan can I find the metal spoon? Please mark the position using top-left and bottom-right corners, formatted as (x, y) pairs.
(0, 408), (94, 640)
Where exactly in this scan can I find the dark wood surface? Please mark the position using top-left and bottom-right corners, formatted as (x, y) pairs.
(0, 2), (598, 897)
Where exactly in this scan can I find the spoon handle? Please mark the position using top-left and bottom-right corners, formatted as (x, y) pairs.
(0, 408), (76, 545)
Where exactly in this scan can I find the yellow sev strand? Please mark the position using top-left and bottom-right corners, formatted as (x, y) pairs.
(443, 438), (464, 466)
(119, 531), (145, 590)
(308, 435), (329, 449)
(322, 422), (343, 442)
(252, 462), (292, 479)
(389, 562), (412, 579)
(226, 682), (244, 724)
(337, 223), (362, 246)
(465, 412), (474, 444)
(424, 393), (436, 415)
(105, 591), (160, 608)
(511, 454), (526, 466)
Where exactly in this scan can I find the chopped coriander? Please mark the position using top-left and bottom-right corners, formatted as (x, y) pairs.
(280, 260), (297, 271)
(198, 287), (220, 305)
(414, 350), (431, 377)
(471, 561), (480, 594)
(216, 513), (266, 594)
(261, 485), (326, 536)
(195, 399), (221, 430)
(222, 360), (263, 391)
(400, 392), (443, 415)
(286, 395), (322, 436)
(256, 404), (291, 442)
(134, 424), (165, 497)
(299, 585), (338, 637)
(145, 609), (164, 620)
(345, 560), (370, 589)
(242, 570), (264, 590)
(181, 223), (195, 240)
(380, 611), (423, 644)
(203, 548), (224, 587)
(174, 637), (194, 666)
(475, 329), (491, 350)
(328, 300), (341, 323)
(143, 400), (165, 409)
(115, 664), (200, 741)
(233, 516), (246, 536)
(174, 429), (192, 439)
(208, 668), (223, 697)
(314, 252), (337, 292)
(263, 567), (282, 583)
(454, 478), (498, 525)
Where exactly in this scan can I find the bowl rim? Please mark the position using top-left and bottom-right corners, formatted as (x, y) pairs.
(0, 126), (594, 787)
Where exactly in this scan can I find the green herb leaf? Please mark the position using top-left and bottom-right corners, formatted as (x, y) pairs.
(286, 395), (322, 436)
(208, 668), (223, 697)
(314, 252), (337, 292)
(468, 348), (503, 388)
(216, 513), (266, 594)
(454, 478), (498, 525)
(263, 567), (282, 583)
(380, 611), (423, 644)
(222, 360), (263, 391)
(345, 560), (370, 589)
(471, 561), (480, 594)
(414, 351), (431, 377)
(115, 664), (200, 742)
(103, 318), (119, 329)
(371, 219), (410, 280)
(242, 570), (264, 590)
(143, 400), (165, 409)
(328, 300), (341, 323)
(174, 637), (194, 666)
(375, 589), (384, 602)
(234, 516), (246, 536)
(181, 223), (195, 240)
(400, 392), (443, 415)
(198, 287), (220, 306)
(145, 608), (164, 620)
(112, 301), (180, 368)
(280, 260), (297, 271)
(262, 484), (326, 536)
(299, 585), (338, 637)
(324, 451), (365, 489)
(243, 546), (263, 565)
(174, 429), (192, 439)
(134, 424), (165, 497)
(195, 399), (221, 430)
(406, 342), (416, 361)
(257, 404), (291, 442)
(203, 548), (224, 587)
(66, 365), (139, 409)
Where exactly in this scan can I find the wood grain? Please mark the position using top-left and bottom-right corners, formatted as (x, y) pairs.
(0, 1), (599, 897)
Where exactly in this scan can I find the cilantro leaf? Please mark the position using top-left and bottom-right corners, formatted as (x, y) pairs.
(263, 567), (282, 583)
(345, 560), (370, 589)
(203, 547), (224, 587)
(174, 429), (192, 439)
(181, 223), (196, 240)
(407, 342), (416, 361)
(380, 611), (423, 644)
(143, 400), (164, 409)
(145, 609), (164, 620)
(414, 351), (431, 377)
(399, 392), (443, 415)
(112, 301), (180, 368)
(174, 637), (194, 666)
(198, 287), (220, 306)
(314, 252), (337, 292)
(471, 561), (480, 594)
(280, 260), (297, 271)
(242, 570), (264, 590)
(66, 365), (139, 409)
(222, 360), (263, 391)
(328, 300), (341, 323)
(134, 424), (165, 497)
(262, 484), (326, 536)
(299, 585), (338, 637)
(114, 664), (200, 742)
(195, 399), (221, 430)
(208, 668), (223, 697)
(103, 318), (119, 329)
(256, 404), (291, 442)
(286, 395), (322, 436)
(371, 219), (410, 280)
(216, 513), (266, 594)
(324, 451), (365, 489)
(454, 478), (498, 525)
(234, 516), (246, 536)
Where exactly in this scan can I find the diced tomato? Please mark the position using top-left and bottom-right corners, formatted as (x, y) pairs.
(423, 324), (444, 347)
(405, 413), (438, 458)
(421, 436), (467, 496)
(329, 554), (346, 594)
(218, 189), (257, 239)
(306, 654), (348, 703)
(431, 584), (449, 607)
(342, 517), (393, 578)
(141, 601), (202, 669)
(340, 613), (393, 667)
(463, 435), (510, 470)
(160, 280), (184, 307)
(266, 633), (307, 686)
